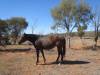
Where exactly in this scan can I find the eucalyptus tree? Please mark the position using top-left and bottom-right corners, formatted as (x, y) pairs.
(51, 0), (92, 48)
(91, 13), (100, 48)
(0, 17), (28, 44)
(7, 17), (28, 44)
(51, 0), (77, 48)
(0, 19), (9, 45)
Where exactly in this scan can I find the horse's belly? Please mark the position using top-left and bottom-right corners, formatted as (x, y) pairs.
(42, 43), (55, 49)
(35, 39), (56, 49)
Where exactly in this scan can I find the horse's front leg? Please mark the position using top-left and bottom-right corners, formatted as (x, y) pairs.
(36, 49), (40, 65)
(40, 49), (46, 64)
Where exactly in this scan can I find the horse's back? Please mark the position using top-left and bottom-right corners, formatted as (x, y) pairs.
(35, 35), (65, 49)
(35, 36), (55, 49)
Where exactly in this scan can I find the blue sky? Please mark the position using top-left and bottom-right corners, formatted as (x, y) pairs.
(0, 0), (100, 34)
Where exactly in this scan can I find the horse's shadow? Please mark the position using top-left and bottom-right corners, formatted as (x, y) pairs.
(42, 60), (90, 65)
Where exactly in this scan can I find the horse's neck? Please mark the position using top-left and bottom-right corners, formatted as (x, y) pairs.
(28, 36), (39, 45)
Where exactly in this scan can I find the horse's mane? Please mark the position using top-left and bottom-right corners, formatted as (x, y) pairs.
(23, 34), (45, 41)
(24, 34), (43, 37)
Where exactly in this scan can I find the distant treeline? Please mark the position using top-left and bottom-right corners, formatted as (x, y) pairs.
(0, 31), (98, 45)
(48, 31), (98, 37)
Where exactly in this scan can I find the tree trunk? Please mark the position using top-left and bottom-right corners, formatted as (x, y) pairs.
(66, 32), (71, 48)
(93, 25), (98, 50)
(68, 37), (71, 48)
(94, 35), (98, 49)
(80, 37), (84, 46)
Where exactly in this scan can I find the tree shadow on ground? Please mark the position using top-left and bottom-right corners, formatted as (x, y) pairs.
(41, 60), (90, 65)
(0, 48), (32, 53)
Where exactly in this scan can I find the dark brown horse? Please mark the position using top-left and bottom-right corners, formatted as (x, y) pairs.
(19, 33), (66, 65)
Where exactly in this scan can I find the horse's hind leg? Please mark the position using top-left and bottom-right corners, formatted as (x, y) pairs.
(40, 49), (46, 64)
(61, 49), (64, 62)
(36, 49), (40, 65)
(56, 46), (61, 62)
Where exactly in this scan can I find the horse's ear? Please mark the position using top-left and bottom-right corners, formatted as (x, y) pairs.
(24, 33), (26, 35)
(22, 33), (26, 36)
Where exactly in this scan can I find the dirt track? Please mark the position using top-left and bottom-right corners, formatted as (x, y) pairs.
(0, 37), (100, 75)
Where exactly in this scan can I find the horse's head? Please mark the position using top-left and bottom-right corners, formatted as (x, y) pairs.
(19, 33), (27, 44)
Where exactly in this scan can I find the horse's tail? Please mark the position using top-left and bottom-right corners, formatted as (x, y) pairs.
(62, 38), (66, 57)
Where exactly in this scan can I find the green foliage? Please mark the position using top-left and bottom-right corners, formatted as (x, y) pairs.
(51, 0), (92, 33)
(7, 17), (28, 36)
(7, 17), (28, 28)
(75, 1), (92, 24)
(51, 7), (63, 21)
(77, 25), (87, 38)
(0, 19), (7, 26)
(0, 17), (28, 44)
(0, 19), (8, 33)
(51, 0), (76, 32)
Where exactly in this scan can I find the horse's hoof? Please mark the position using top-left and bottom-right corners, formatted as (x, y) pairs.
(43, 60), (46, 64)
(36, 64), (38, 65)
(58, 63), (61, 66)
(43, 62), (46, 65)
(56, 60), (59, 64)
(36, 63), (39, 65)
